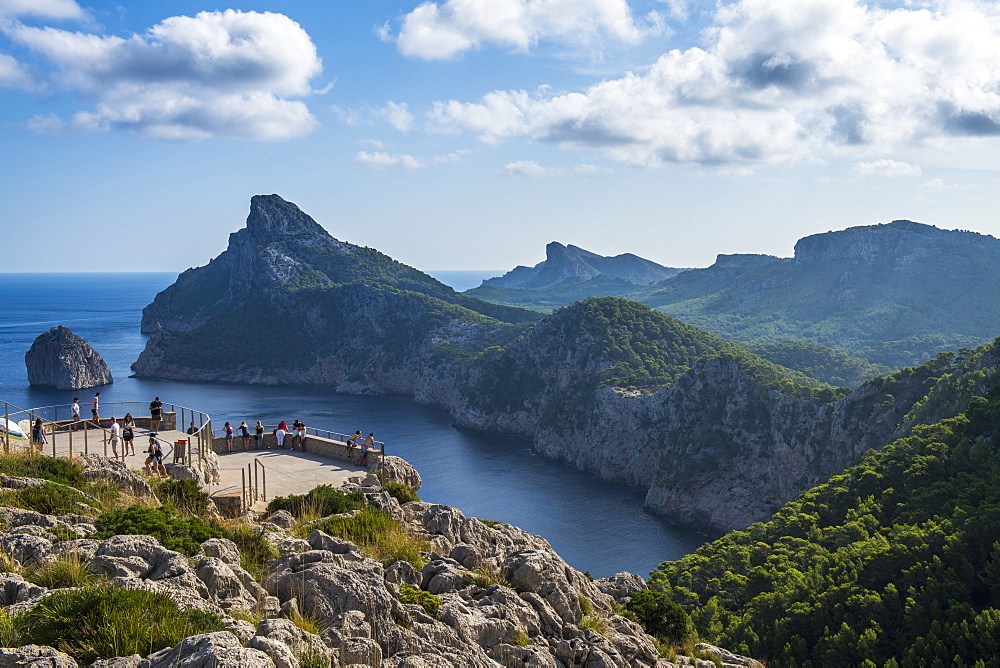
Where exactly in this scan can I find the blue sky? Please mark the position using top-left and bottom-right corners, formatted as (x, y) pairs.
(3, 0), (1000, 274)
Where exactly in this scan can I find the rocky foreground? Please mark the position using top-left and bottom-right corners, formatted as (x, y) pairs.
(0, 455), (760, 668)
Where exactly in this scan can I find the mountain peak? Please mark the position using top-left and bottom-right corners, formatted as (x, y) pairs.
(246, 194), (330, 242)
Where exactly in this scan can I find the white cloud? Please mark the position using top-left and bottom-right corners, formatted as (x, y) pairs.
(0, 51), (32, 89)
(502, 160), (557, 176)
(381, 101), (414, 132)
(0, 0), (86, 21)
(355, 151), (425, 170)
(430, 0), (1000, 166)
(851, 159), (922, 177)
(392, 0), (661, 60)
(9, 9), (322, 140)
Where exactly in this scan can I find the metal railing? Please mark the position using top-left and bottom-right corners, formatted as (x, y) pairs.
(241, 458), (267, 510)
(1, 398), (213, 469)
(210, 424), (384, 450)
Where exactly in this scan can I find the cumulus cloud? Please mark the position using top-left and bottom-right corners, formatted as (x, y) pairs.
(355, 151), (425, 170)
(392, 0), (661, 60)
(501, 159), (608, 176)
(0, 51), (32, 89)
(430, 0), (1000, 166)
(381, 101), (414, 132)
(8, 9), (322, 140)
(851, 159), (922, 177)
(0, 0), (86, 21)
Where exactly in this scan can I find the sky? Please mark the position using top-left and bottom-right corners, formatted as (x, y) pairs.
(3, 0), (1000, 274)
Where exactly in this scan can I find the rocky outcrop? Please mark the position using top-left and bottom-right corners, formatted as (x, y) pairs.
(24, 326), (112, 390)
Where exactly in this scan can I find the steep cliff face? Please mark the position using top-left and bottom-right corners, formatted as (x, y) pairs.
(25, 326), (112, 390)
(136, 196), (999, 532)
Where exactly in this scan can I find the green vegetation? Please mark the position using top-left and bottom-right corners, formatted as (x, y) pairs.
(300, 507), (428, 568)
(0, 452), (86, 486)
(224, 522), (280, 580)
(649, 375), (1000, 666)
(462, 565), (509, 588)
(384, 481), (420, 504)
(746, 340), (892, 387)
(23, 552), (102, 589)
(625, 590), (694, 645)
(94, 505), (223, 556)
(5, 585), (225, 664)
(0, 482), (98, 517)
(150, 477), (212, 516)
(399, 585), (442, 619)
(267, 485), (366, 519)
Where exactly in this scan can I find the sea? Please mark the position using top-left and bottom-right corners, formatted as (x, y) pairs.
(0, 272), (713, 578)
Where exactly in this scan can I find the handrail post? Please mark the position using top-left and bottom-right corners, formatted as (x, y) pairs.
(241, 467), (246, 512)
(69, 423), (73, 457)
(60, 423), (67, 459)
(262, 462), (266, 502)
(84, 423), (88, 456)
(3, 402), (8, 453)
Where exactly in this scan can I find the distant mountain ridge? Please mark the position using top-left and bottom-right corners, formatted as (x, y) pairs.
(481, 241), (685, 289)
(469, 219), (1000, 369)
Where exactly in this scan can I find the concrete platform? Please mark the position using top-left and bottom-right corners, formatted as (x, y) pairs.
(208, 449), (369, 513)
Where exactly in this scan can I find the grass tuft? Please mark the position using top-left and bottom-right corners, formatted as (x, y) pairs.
(461, 565), (509, 588)
(300, 507), (429, 568)
(383, 482), (420, 504)
(399, 585), (441, 619)
(23, 552), (102, 589)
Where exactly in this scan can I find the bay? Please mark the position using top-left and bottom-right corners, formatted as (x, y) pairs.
(0, 273), (712, 577)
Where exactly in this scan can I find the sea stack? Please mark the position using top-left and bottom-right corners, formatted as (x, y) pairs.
(25, 326), (113, 390)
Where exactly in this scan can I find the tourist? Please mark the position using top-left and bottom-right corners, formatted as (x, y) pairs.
(240, 421), (250, 451)
(109, 417), (120, 461)
(186, 421), (198, 435)
(149, 396), (163, 433)
(71, 397), (80, 430)
(298, 422), (307, 451)
(90, 392), (100, 429)
(32, 418), (45, 451)
(347, 430), (361, 449)
(145, 433), (166, 476)
(122, 413), (136, 456)
(359, 432), (375, 465)
(224, 421), (234, 452)
(275, 422), (286, 449)
(255, 421), (264, 449)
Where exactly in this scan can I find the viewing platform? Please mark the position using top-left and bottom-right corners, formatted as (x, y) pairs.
(1, 398), (385, 514)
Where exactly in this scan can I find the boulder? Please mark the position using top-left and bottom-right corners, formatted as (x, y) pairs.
(24, 326), (112, 390)
(265, 510), (295, 530)
(0, 645), (77, 668)
(595, 571), (647, 602)
(89, 656), (142, 668)
(141, 632), (273, 668)
(370, 456), (422, 492)
(254, 618), (333, 665)
(0, 573), (47, 609)
(82, 468), (154, 500)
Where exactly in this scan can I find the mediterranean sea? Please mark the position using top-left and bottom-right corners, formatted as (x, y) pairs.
(0, 273), (713, 577)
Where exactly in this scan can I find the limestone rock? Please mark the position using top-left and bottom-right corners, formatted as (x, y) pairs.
(25, 326), (112, 390)
(141, 632), (273, 668)
(371, 456), (422, 492)
(694, 643), (765, 668)
(88, 656), (142, 668)
(82, 468), (154, 500)
(265, 510), (295, 530)
(0, 645), (78, 668)
(0, 573), (47, 609)
(595, 571), (647, 602)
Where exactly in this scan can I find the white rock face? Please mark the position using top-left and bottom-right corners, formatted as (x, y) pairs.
(25, 326), (112, 390)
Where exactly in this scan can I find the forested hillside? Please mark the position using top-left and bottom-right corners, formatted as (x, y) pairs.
(649, 343), (1000, 667)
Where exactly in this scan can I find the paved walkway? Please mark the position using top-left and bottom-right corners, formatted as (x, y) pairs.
(39, 425), (188, 467)
(208, 448), (368, 512)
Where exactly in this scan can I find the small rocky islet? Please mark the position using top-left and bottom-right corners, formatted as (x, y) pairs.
(0, 452), (759, 667)
(24, 326), (112, 391)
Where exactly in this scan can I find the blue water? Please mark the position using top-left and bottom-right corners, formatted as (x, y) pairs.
(0, 273), (712, 577)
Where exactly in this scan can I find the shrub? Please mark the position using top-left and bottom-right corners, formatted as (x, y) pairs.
(384, 482), (420, 504)
(0, 453), (85, 487)
(11, 585), (225, 664)
(23, 553), (102, 589)
(303, 507), (428, 568)
(624, 590), (694, 644)
(267, 485), (366, 520)
(95, 505), (222, 556)
(462, 565), (509, 588)
(288, 610), (327, 636)
(222, 522), (279, 580)
(0, 483), (97, 517)
(151, 478), (211, 516)
(399, 585), (441, 619)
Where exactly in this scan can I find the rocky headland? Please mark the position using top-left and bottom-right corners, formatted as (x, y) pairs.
(0, 453), (760, 667)
(25, 326), (112, 390)
(132, 195), (1000, 532)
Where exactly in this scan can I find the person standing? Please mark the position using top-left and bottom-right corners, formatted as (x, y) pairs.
(109, 417), (120, 461)
(255, 421), (264, 450)
(149, 397), (163, 433)
(359, 433), (375, 466)
(275, 423), (286, 449)
(90, 392), (100, 429)
(32, 418), (46, 451)
(239, 421), (250, 451)
(224, 421), (234, 453)
(71, 397), (80, 431)
(122, 413), (136, 456)
(145, 433), (166, 477)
